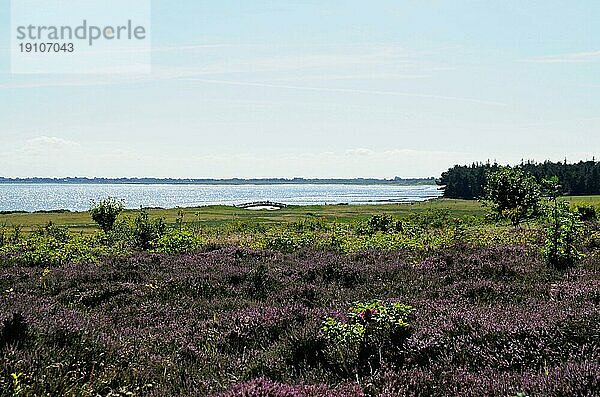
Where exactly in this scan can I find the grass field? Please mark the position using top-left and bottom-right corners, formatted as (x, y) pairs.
(2, 196), (599, 232)
(0, 199), (485, 232)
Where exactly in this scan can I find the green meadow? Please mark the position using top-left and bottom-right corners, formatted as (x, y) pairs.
(2, 196), (599, 232)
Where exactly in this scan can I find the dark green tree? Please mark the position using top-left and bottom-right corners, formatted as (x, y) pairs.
(439, 159), (600, 199)
(484, 167), (541, 226)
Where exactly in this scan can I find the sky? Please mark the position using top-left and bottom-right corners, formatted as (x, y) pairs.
(0, 0), (599, 179)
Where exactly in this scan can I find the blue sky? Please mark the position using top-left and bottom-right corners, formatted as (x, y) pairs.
(1, 0), (599, 178)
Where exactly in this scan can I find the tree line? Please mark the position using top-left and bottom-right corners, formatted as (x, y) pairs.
(438, 160), (600, 199)
(0, 177), (436, 186)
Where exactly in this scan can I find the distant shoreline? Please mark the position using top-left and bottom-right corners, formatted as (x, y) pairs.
(0, 177), (437, 186)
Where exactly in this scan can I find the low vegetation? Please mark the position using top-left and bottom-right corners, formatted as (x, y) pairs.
(0, 179), (599, 396)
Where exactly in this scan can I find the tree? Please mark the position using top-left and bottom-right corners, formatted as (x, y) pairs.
(90, 197), (124, 233)
(439, 159), (600, 199)
(484, 167), (541, 226)
(541, 177), (583, 269)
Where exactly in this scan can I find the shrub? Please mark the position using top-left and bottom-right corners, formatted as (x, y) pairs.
(18, 234), (106, 267)
(321, 300), (414, 377)
(543, 179), (584, 269)
(35, 221), (70, 243)
(132, 210), (166, 250)
(10, 225), (22, 244)
(89, 197), (124, 233)
(292, 218), (328, 232)
(543, 201), (583, 269)
(573, 203), (597, 222)
(264, 229), (316, 253)
(154, 229), (202, 255)
(359, 214), (403, 235)
(484, 167), (541, 226)
(586, 231), (600, 249)
(408, 209), (455, 229)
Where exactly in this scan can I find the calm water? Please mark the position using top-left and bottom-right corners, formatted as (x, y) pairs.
(0, 184), (442, 212)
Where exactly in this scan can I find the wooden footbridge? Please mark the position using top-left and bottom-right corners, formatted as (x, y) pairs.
(236, 201), (288, 209)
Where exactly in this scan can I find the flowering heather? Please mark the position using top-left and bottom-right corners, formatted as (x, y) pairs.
(0, 242), (598, 396)
(217, 378), (365, 397)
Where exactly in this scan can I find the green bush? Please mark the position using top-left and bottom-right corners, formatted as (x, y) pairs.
(321, 300), (414, 377)
(10, 225), (22, 244)
(359, 214), (403, 235)
(485, 167), (541, 226)
(155, 229), (202, 255)
(263, 229), (317, 253)
(18, 235), (106, 267)
(90, 197), (124, 233)
(340, 229), (453, 253)
(292, 218), (328, 232)
(543, 201), (583, 270)
(586, 231), (600, 249)
(0, 228), (6, 248)
(133, 210), (166, 250)
(34, 221), (70, 243)
(573, 203), (597, 222)
(408, 209), (457, 229)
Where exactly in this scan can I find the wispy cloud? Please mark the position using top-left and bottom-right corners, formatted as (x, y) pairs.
(345, 148), (373, 156)
(0, 136), (82, 161)
(181, 77), (507, 106)
(269, 73), (430, 82)
(0, 45), (442, 89)
(19, 136), (80, 153)
(522, 50), (600, 63)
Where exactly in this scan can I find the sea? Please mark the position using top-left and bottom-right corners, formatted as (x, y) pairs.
(0, 183), (442, 212)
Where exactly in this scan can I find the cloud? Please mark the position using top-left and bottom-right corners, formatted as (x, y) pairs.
(345, 148), (373, 156)
(0, 44), (448, 90)
(14, 136), (80, 156)
(268, 73), (431, 82)
(25, 136), (80, 148)
(182, 78), (507, 106)
(0, 136), (85, 176)
(522, 50), (600, 63)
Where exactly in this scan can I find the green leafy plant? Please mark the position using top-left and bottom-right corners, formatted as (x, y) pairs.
(484, 167), (541, 226)
(321, 317), (365, 376)
(263, 229), (317, 253)
(321, 300), (414, 377)
(572, 203), (597, 222)
(408, 209), (456, 229)
(10, 225), (22, 244)
(133, 209), (166, 250)
(35, 221), (70, 243)
(154, 229), (201, 255)
(542, 177), (584, 269)
(359, 214), (403, 235)
(19, 234), (106, 267)
(11, 372), (24, 396)
(90, 197), (124, 233)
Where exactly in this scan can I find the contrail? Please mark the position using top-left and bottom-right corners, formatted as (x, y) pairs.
(181, 77), (507, 107)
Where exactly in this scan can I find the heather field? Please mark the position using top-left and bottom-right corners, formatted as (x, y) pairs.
(1, 201), (599, 396)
